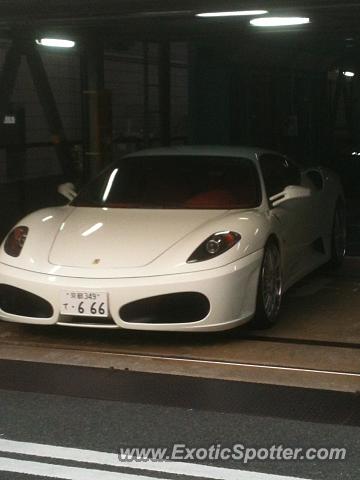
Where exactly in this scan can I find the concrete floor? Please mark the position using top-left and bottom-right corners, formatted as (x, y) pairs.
(1, 385), (359, 480)
(0, 258), (359, 392)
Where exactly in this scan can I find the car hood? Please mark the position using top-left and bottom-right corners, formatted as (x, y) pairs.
(48, 207), (227, 269)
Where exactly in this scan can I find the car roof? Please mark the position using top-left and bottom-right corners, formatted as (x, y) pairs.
(124, 145), (279, 161)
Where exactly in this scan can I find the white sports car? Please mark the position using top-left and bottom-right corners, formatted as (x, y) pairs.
(0, 146), (346, 331)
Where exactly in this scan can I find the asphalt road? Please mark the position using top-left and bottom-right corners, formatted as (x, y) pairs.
(0, 366), (359, 480)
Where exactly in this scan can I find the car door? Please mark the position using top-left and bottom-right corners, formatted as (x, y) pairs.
(259, 153), (312, 281)
(301, 167), (327, 241)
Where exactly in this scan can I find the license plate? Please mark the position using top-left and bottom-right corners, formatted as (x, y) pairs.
(60, 291), (108, 317)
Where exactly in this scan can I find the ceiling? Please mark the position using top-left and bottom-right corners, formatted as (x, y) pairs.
(0, 0), (359, 37)
(0, 0), (359, 71)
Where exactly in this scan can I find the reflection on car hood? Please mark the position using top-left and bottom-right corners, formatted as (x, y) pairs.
(48, 207), (227, 268)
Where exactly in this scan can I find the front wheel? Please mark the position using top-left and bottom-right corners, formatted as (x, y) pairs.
(252, 241), (283, 329)
(329, 201), (346, 269)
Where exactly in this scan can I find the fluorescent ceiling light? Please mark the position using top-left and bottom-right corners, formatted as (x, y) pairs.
(197, 10), (268, 18)
(36, 38), (75, 48)
(343, 71), (355, 78)
(250, 17), (310, 27)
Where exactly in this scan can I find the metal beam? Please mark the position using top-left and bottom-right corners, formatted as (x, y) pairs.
(80, 51), (90, 182)
(25, 42), (74, 180)
(351, 71), (360, 147)
(0, 42), (21, 125)
(143, 41), (150, 147)
(81, 36), (109, 178)
(158, 41), (171, 146)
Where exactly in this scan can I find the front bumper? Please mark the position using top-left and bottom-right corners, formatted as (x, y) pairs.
(0, 250), (263, 332)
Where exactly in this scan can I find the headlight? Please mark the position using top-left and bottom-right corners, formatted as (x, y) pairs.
(187, 231), (241, 263)
(4, 226), (29, 257)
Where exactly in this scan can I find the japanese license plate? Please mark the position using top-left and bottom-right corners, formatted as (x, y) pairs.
(60, 291), (108, 317)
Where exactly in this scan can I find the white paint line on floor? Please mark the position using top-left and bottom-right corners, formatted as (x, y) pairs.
(0, 456), (171, 480)
(0, 439), (307, 480)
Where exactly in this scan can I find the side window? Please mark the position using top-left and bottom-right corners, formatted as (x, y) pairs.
(285, 158), (302, 187)
(260, 154), (301, 198)
(306, 170), (324, 191)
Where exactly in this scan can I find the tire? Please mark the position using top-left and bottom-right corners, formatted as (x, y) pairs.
(329, 201), (346, 269)
(252, 240), (283, 329)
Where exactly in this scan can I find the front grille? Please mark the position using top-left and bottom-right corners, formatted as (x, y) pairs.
(120, 292), (210, 324)
(0, 284), (54, 318)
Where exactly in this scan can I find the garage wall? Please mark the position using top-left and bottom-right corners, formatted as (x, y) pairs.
(188, 41), (332, 166)
(0, 41), (188, 182)
(106, 42), (188, 148)
(171, 43), (188, 140)
(0, 45), (80, 181)
(14, 49), (80, 179)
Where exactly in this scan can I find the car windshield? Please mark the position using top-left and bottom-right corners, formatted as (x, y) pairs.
(73, 155), (261, 209)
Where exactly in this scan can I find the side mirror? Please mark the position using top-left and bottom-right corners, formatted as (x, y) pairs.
(57, 182), (77, 202)
(270, 185), (311, 208)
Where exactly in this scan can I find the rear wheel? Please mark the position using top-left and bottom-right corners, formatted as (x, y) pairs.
(252, 240), (283, 329)
(329, 201), (346, 268)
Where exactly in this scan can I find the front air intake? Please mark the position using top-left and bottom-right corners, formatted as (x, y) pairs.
(120, 292), (210, 324)
(0, 284), (54, 318)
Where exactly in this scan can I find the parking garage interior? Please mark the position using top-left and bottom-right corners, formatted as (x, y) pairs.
(0, 2), (360, 479)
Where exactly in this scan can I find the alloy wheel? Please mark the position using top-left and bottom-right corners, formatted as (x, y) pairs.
(261, 243), (282, 322)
